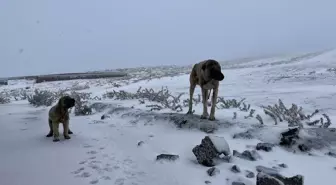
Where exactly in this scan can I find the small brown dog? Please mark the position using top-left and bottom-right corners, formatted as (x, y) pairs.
(46, 96), (75, 142)
(187, 59), (225, 120)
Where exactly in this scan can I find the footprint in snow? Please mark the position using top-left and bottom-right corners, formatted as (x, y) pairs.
(71, 167), (85, 174)
(114, 178), (125, 185)
(87, 150), (98, 155)
(90, 179), (99, 184)
(101, 176), (111, 181)
(76, 172), (91, 178)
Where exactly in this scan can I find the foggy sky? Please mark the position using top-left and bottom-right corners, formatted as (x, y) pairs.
(1, 0), (335, 77)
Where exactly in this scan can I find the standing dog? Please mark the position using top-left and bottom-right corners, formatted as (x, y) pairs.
(46, 95), (75, 142)
(186, 59), (225, 121)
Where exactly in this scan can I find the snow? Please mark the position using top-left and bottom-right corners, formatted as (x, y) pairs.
(208, 135), (231, 155)
(1, 50), (336, 185)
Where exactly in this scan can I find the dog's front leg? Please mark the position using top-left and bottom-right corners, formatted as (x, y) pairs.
(200, 87), (209, 119)
(209, 88), (218, 121)
(63, 120), (71, 140)
(187, 84), (196, 114)
(46, 119), (53, 137)
(52, 122), (60, 142)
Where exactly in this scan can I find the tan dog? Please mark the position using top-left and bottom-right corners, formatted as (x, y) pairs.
(186, 59), (225, 120)
(46, 96), (75, 142)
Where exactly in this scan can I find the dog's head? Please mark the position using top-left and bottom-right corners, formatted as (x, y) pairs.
(58, 96), (76, 109)
(201, 59), (225, 81)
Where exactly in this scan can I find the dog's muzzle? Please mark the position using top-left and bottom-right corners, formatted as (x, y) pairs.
(64, 98), (75, 109)
(210, 69), (225, 81)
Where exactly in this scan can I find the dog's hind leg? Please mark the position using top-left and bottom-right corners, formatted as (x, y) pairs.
(52, 122), (60, 142)
(63, 120), (71, 140)
(46, 119), (53, 137)
(209, 88), (218, 121)
(187, 83), (196, 114)
(200, 88), (209, 119)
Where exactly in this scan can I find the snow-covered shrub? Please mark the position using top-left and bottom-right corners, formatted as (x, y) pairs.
(103, 86), (185, 112)
(10, 88), (28, 101)
(69, 91), (93, 116)
(27, 89), (56, 107)
(0, 91), (10, 104)
(261, 99), (332, 128)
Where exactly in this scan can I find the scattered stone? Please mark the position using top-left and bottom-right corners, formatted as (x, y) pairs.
(256, 143), (275, 152)
(278, 163), (288, 168)
(245, 170), (255, 178)
(156, 154), (179, 161)
(256, 165), (279, 175)
(233, 150), (261, 161)
(325, 151), (336, 158)
(257, 172), (304, 185)
(233, 130), (254, 139)
(100, 114), (110, 120)
(207, 167), (220, 176)
(192, 136), (231, 167)
(205, 180), (211, 184)
(256, 172), (284, 185)
(298, 144), (310, 152)
(137, 141), (144, 146)
(232, 182), (245, 185)
(279, 128), (300, 147)
(231, 165), (241, 173)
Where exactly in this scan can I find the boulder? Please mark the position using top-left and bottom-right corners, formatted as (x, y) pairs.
(257, 172), (304, 185)
(192, 136), (231, 167)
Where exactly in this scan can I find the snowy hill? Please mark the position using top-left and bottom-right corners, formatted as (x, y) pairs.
(1, 49), (336, 185)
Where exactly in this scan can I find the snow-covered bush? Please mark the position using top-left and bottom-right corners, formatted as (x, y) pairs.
(0, 91), (10, 104)
(27, 89), (56, 107)
(103, 86), (185, 112)
(69, 91), (93, 116)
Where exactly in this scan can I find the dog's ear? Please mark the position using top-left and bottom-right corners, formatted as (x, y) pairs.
(201, 61), (208, 71)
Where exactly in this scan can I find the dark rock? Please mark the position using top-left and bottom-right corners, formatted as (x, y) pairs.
(205, 180), (211, 184)
(256, 143), (275, 152)
(192, 136), (231, 167)
(256, 172), (284, 185)
(233, 150), (261, 161)
(231, 165), (241, 173)
(279, 128), (300, 147)
(233, 130), (254, 139)
(156, 154), (179, 161)
(257, 170), (304, 185)
(207, 167), (220, 176)
(101, 115), (110, 120)
(245, 170), (255, 178)
(232, 182), (245, 185)
(256, 165), (279, 175)
(326, 151), (336, 158)
(278, 163), (288, 168)
(298, 144), (310, 152)
(137, 141), (144, 146)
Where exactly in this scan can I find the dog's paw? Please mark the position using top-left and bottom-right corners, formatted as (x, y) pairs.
(186, 110), (194, 115)
(208, 116), (216, 121)
(64, 135), (71, 140)
(68, 130), (73, 135)
(53, 138), (60, 142)
(46, 132), (53, 137)
(200, 115), (208, 119)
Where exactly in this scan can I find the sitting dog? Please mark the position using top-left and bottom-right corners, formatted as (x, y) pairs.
(187, 59), (225, 120)
(46, 95), (75, 142)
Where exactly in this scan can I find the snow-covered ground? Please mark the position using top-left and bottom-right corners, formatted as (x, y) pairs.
(1, 49), (336, 185)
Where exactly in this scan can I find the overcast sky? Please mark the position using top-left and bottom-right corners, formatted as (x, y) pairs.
(0, 0), (335, 77)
